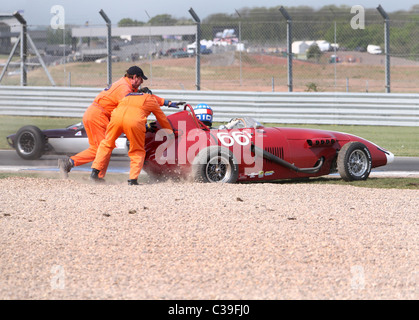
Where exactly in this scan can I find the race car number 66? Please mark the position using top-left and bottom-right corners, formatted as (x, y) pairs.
(217, 131), (252, 147)
(212, 304), (250, 316)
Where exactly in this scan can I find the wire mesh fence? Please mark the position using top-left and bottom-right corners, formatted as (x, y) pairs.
(1, 6), (419, 93)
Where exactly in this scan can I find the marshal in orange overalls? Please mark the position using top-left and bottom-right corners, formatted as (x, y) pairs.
(70, 77), (136, 178)
(92, 93), (173, 181)
(69, 77), (165, 178)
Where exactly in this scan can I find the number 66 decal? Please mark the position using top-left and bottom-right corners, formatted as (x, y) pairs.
(217, 131), (252, 146)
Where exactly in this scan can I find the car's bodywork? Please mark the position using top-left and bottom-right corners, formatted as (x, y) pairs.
(6, 122), (128, 160)
(143, 105), (394, 182)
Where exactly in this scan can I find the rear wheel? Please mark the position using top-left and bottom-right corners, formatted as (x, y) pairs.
(337, 142), (372, 181)
(192, 146), (239, 183)
(15, 126), (46, 160)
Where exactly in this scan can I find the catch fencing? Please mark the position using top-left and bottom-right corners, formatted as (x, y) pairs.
(1, 6), (419, 93)
(0, 86), (418, 126)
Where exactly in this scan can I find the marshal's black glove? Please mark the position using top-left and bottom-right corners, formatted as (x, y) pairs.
(139, 87), (153, 95)
(164, 100), (186, 108)
(145, 122), (158, 133)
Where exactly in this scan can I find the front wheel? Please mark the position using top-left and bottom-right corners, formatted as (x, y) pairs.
(337, 142), (372, 181)
(192, 146), (239, 183)
(15, 126), (46, 160)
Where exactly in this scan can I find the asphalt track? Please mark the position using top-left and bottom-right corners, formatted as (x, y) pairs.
(0, 150), (130, 174)
(0, 150), (418, 178)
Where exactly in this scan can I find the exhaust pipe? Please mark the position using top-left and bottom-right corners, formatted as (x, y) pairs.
(251, 143), (324, 174)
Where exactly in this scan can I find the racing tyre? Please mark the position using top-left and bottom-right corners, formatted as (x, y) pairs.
(192, 146), (239, 183)
(337, 142), (372, 181)
(15, 125), (46, 160)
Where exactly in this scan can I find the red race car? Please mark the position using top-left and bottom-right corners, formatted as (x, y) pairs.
(143, 104), (394, 183)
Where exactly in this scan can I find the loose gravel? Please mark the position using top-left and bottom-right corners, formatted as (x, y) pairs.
(0, 176), (417, 299)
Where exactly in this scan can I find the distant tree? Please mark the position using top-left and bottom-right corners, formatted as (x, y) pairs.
(307, 44), (322, 62)
(175, 18), (194, 26)
(118, 18), (145, 27)
(148, 14), (177, 26)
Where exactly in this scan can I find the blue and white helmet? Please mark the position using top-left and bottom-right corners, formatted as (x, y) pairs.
(193, 103), (213, 127)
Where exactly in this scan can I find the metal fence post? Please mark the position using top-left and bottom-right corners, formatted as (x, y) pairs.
(189, 8), (201, 91)
(144, 10), (153, 86)
(235, 9), (243, 87)
(99, 9), (112, 86)
(13, 11), (27, 86)
(279, 7), (292, 92)
(377, 5), (390, 93)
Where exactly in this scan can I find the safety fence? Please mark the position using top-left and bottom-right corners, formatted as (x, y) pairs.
(0, 86), (418, 126)
(2, 6), (419, 93)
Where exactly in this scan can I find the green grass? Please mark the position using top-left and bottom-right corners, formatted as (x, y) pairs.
(2, 116), (418, 156)
(268, 177), (419, 190)
(1, 116), (419, 156)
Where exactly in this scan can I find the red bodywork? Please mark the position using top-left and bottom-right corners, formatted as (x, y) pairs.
(143, 106), (392, 182)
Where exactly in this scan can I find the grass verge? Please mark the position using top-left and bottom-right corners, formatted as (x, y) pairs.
(1, 116), (418, 156)
(267, 176), (419, 190)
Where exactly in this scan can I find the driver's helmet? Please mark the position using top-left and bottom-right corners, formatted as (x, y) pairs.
(193, 103), (213, 127)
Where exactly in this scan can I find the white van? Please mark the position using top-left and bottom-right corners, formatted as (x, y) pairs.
(367, 45), (382, 54)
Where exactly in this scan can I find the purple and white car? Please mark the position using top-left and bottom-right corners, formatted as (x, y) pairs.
(7, 122), (128, 160)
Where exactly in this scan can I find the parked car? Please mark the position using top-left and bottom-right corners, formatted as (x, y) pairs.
(171, 50), (193, 58)
(201, 48), (213, 55)
(164, 48), (178, 56)
(367, 45), (382, 55)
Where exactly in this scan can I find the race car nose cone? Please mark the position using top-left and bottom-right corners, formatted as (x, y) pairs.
(386, 151), (395, 164)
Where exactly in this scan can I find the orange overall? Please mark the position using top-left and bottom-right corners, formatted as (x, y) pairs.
(92, 93), (173, 180)
(70, 77), (165, 178)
